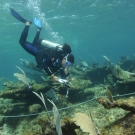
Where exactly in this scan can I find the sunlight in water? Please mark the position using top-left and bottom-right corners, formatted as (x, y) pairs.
(27, 0), (63, 43)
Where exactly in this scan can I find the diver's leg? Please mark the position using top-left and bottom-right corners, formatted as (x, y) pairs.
(19, 23), (39, 57)
(32, 29), (41, 45)
(19, 22), (30, 42)
(33, 18), (42, 45)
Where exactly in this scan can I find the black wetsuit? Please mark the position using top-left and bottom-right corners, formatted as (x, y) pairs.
(19, 25), (69, 79)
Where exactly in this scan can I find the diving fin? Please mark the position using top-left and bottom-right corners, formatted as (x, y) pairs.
(10, 8), (32, 24)
(34, 18), (42, 30)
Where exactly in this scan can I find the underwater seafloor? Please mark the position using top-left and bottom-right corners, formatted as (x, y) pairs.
(0, 55), (135, 135)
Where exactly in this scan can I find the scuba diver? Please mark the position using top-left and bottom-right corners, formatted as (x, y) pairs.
(10, 8), (74, 83)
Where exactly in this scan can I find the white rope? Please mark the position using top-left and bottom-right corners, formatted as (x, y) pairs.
(0, 92), (135, 118)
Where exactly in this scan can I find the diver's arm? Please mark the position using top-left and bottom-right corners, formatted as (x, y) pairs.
(64, 67), (72, 81)
(50, 74), (59, 82)
(64, 67), (70, 75)
(60, 67), (70, 79)
(43, 64), (59, 82)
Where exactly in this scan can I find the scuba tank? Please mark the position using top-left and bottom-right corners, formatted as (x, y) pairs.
(40, 39), (62, 49)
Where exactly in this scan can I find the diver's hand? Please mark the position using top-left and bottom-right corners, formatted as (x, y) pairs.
(66, 77), (72, 82)
(64, 67), (70, 75)
(51, 75), (59, 82)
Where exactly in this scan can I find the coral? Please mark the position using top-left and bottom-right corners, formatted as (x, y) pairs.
(115, 66), (135, 83)
(71, 67), (87, 76)
(20, 114), (55, 135)
(28, 104), (43, 114)
(0, 117), (4, 125)
(32, 92), (52, 124)
(48, 99), (62, 135)
(71, 78), (92, 91)
(0, 82), (56, 99)
(14, 66), (30, 86)
(62, 116), (74, 125)
(23, 124), (43, 135)
(100, 112), (135, 135)
(104, 87), (114, 103)
(97, 96), (135, 112)
(73, 112), (97, 135)
(20, 59), (41, 72)
(118, 56), (135, 71)
(1, 56), (135, 135)
(86, 66), (112, 84)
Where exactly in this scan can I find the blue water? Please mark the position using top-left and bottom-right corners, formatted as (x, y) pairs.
(0, 0), (135, 81)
